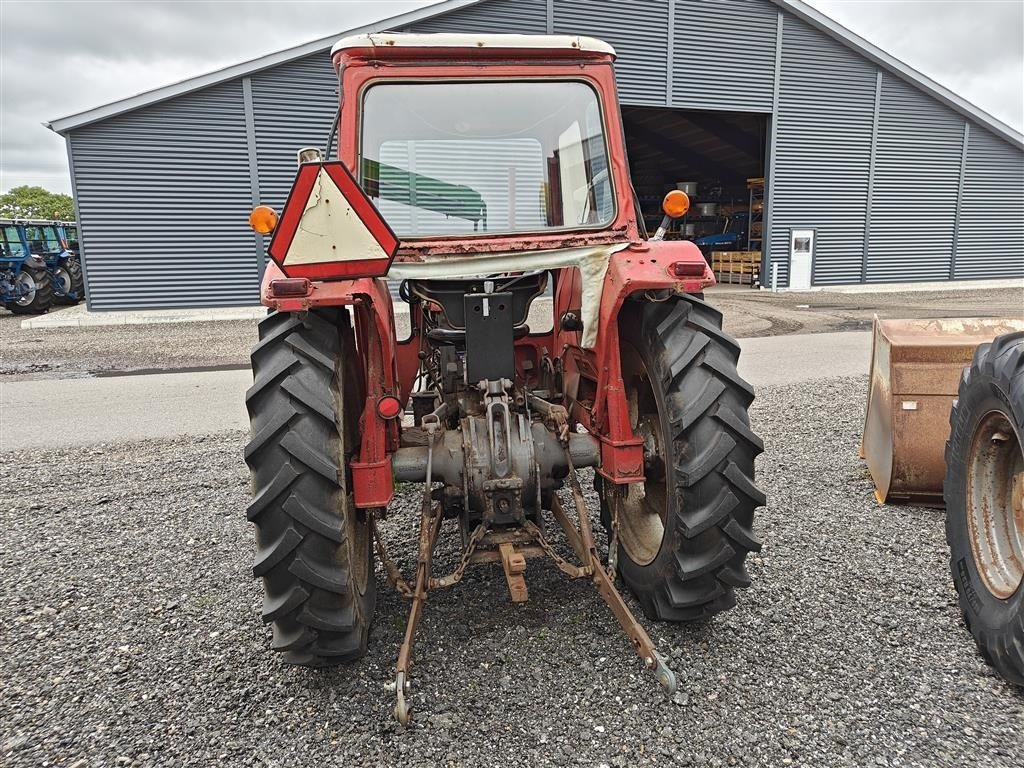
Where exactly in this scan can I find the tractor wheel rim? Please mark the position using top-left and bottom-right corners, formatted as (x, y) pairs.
(55, 267), (72, 294)
(347, 493), (371, 596)
(618, 341), (668, 566)
(966, 410), (1024, 600)
(14, 272), (36, 306)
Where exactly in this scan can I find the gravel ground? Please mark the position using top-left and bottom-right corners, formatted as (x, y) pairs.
(3, 286), (1021, 380)
(0, 313), (257, 380)
(708, 286), (1024, 338)
(2, 376), (1021, 767)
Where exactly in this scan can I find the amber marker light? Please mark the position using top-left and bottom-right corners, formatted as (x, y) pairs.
(662, 190), (690, 219)
(249, 205), (278, 235)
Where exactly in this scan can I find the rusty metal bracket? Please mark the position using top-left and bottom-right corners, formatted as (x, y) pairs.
(547, 494), (587, 563)
(393, 502), (441, 725)
(590, 553), (675, 693)
(560, 438), (678, 696)
(387, 392), (676, 723)
(498, 542), (529, 602)
(393, 432), (443, 725)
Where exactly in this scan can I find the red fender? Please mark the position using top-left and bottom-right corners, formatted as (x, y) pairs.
(562, 240), (713, 484)
(260, 263), (400, 509)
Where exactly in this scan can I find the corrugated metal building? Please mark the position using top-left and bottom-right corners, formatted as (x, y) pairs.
(48, 0), (1024, 309)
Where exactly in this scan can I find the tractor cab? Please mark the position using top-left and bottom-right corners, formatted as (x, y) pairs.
(48, 221), (79, 254)
(254, 34), (712, 336)
(0, 221), (30, 262)
(23, 221), (67, 260)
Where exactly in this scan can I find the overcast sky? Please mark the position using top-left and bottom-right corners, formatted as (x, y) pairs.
(1, 0), (1021, 195)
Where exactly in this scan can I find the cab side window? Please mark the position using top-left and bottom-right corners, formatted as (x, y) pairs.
(3, 226), (28, 258)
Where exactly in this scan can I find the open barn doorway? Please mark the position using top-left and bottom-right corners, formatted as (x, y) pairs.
(622, 106), (768, 287)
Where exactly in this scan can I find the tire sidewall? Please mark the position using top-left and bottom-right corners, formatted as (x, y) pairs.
(945, 375), (1024, 634)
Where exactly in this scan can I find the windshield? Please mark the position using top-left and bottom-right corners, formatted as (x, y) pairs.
(360, 80), (615, 238)
(25, 225), (63, 255)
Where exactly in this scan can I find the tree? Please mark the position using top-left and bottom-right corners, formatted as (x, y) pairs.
(0, 185), (75, 220)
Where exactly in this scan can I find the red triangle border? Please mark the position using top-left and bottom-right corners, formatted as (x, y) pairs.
(267, 161), (400, 281)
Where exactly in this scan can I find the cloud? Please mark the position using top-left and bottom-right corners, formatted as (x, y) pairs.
(805, 0), (1023, 130)
(1, 0), (1020, 196)
(0, 0), (433, 194)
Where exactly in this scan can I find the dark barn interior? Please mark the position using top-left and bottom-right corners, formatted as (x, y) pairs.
(622, 106), (768, 266)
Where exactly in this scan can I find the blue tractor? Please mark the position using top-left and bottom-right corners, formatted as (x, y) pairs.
(22, 220), (85, 305)
(692, 211), (754, 258)
(0, 219), (53, 314)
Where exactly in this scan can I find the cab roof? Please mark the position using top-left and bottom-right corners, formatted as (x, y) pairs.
(331, 32), (616, 59)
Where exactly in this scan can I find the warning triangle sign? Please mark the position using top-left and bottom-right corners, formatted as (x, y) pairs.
(268, 161), (400, 280)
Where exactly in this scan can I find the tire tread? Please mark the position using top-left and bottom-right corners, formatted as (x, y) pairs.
(245, 308), (373, 666)
(608, 295), (764, 622)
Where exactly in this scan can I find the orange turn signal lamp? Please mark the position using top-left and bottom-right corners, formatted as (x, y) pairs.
(662, 190), (690, 219)
(249, 205), (278, 235)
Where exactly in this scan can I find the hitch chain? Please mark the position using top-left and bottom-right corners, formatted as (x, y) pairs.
(523, 519), (588, 579)
(431, 523), (488, 589)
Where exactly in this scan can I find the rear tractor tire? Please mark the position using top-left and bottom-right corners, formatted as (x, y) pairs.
(6, 265), (53, 315)
(54, 257), (85, 305)
(599, 294), (765, 621)
(944, 331), (1024, 685)
(244, 308), (375, 666)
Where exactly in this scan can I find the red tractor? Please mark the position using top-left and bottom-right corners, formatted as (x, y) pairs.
(244, 33), (764, 723)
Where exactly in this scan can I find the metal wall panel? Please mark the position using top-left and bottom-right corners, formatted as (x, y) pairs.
(672, 0), (777, 112)
(413, 0), (668, 105)
(250, 53), (339, 211)
(767, 14), (877, 285)
(956, 129), (1024, 279)
(410, 0), (547, 32)
(866, 74), (964, 282)
(552, 0), (670, 106)
(69, 81), (257, 309)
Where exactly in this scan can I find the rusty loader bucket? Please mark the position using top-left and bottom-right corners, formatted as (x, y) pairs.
(862, 317), (1024, 506)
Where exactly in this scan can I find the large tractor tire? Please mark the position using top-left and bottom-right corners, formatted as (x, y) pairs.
(944, 331), (1024, 685)
(6, 265), (53, 315)
(599, 294), (764, 622)
(54, 257), (85, 305)
(244, 308), (375, 666)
